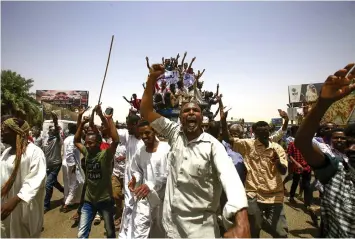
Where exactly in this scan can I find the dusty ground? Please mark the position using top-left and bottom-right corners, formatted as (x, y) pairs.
(41, 172), (320, 238)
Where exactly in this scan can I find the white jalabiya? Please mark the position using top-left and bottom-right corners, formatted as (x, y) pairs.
(62, 135), (84, 205)
(0, 143), (47, 238)
(130, 141), (170, 238)
(118, 129), (144, 239)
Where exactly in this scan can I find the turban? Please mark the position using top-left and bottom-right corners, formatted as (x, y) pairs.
(1, 118), (30, 198)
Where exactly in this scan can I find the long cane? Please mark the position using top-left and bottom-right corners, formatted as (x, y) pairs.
(98, 35), (114, 105)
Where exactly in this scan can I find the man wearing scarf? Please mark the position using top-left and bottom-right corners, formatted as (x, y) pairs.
(1, 117), (47, 237)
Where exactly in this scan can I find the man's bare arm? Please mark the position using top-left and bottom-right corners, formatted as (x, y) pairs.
(145, 56), (151, 70)
(219, 98), (233, 144)
(74, 117), (88, 155)
(187, 57), (196, 72)
(174, 53), (180, 67)
(295, 63), (355, 167)
(107, 116), (119, 157)
(214, 83), (219, 98)
(181, 52), (187, 67)
(280, 110), (289, 131)
(224, 208), (250, 238)
(123, 96), (131, 104)
(96, 105), (109, 132)
(199, 69), (206, 80)
(213, 105), (220, 119)
(140, 64), (165, 123)
(51, 112), (60, 139)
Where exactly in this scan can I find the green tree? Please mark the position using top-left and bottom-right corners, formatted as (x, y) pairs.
(1, 70), (42, 126)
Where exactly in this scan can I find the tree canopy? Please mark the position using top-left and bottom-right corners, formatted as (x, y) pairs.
(1, 70), (42, 126)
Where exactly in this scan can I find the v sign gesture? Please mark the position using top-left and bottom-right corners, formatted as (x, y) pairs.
(319, 63), (355, 104)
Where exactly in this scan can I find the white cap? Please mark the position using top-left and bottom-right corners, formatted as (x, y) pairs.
(202, 116), (209, 124)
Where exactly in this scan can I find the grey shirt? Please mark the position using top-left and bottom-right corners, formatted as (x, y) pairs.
(151, 117), (248, 238)
(43, 136), (62, 168)
(34, 137), (44, 149)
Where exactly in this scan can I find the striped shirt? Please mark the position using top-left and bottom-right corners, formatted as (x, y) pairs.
(314, 153), (355, 237)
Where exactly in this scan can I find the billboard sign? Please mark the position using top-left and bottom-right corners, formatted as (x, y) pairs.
(36, 90), (88, 108)
(271, 118), (283, 126)
(322, 92), (355, 126)
(36, 90), (89, 121)
(288, 83), (323, 104)
(288, 84), (355, 125)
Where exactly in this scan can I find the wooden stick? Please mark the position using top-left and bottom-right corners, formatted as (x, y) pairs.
(98, 35), (114, 104)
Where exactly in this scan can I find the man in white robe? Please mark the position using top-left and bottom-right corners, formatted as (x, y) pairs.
(118, 115), (144, 239)
(129, 120), (170, 238)
(1, 117), (47, 238)
(61, 123), (84, 211)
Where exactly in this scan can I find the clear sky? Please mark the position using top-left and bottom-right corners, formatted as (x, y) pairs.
(2, 1), (355, 123)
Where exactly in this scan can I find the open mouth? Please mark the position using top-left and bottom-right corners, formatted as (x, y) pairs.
(187, 117), (197, 127)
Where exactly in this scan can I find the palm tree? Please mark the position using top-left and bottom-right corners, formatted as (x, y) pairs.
(1, 70), (42, 126)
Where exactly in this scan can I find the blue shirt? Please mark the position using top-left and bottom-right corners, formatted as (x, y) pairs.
(222, 140), (246, 184)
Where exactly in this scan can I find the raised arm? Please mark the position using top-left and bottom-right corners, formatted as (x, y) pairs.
(122, 96), (131, 104)
(219, 98), (232, 144)
(76, 105), (88, 126)
(213, 105), (220, 119)
(140, 64), (165, 123)
(74, 115), (89, 155)
(89, 108), (95, 129)
(145, 56), (151, 70)
(106, 113), (119, 157)
(280, 110), (289, 132)
(198, 69), (206, 80)
(295, 63), (355, 168)
(174, 53), (180, 67)
(270, 110), (289, 142)
(51, 112), (60, 139)
(214, 83), (219, 98)
(180, 52), (187, 68)
(187, 57), (196, 72)
(95, 105), (109, 133)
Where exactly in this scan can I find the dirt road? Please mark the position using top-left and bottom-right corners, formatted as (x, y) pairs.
(41, 173), (319, 238)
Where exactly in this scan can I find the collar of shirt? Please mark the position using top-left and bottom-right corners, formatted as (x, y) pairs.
(178, 129), (211, 145)
(255, 138), (274, 150)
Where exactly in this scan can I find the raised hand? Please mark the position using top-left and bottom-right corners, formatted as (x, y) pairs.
(78, 105), (90, 116)
(149, 64), (165, 81)
(278, 109), (289, 119)
(219, 99), (228, 121)
(51, 111), (58, 121)
(319, 63), (355, 103)
(94, 104), (103, 116)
